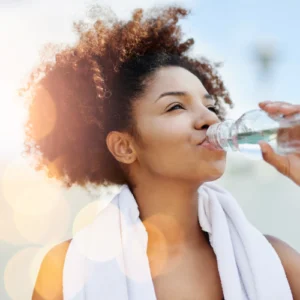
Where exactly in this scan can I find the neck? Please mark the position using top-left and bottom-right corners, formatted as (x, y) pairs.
(129, 178), (209, 251)
(129, 177), (210, 277)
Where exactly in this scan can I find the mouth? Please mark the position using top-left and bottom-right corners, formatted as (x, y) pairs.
(198, 140), (224, 152)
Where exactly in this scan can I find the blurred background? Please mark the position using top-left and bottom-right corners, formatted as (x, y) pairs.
(1, 0), (300, 299)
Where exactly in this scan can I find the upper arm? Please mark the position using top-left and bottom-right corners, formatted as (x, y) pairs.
(264, 234), (300, 300)
(32, 239), (71, 300)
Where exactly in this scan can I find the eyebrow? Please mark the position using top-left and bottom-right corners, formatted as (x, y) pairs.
(154, 91), (214, 103)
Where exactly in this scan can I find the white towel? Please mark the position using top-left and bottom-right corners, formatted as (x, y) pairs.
(63, 182), (293, 300)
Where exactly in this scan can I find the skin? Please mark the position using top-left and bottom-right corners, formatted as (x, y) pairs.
(32, 67), (300, 299)
(107, 66), (226, 250)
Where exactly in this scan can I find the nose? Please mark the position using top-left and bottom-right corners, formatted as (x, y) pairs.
(194, 108), (220, 131)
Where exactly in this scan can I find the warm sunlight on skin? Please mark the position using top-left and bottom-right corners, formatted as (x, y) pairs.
(130, 66), (227, 187)
(32, 243), (70, 300)
(143, 219), (169, 279)
(29, 244), (59, 294)
(143, 214), (185, 278)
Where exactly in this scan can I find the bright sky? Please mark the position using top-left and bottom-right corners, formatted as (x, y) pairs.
(1, 0), (300, 157)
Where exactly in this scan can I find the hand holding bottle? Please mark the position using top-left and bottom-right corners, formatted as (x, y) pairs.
(258, 101), (300, 186)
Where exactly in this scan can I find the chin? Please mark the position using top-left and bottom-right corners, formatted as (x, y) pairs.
(201, 159), (226, 182)
(203, 172), (224, 183)
(209, 171), (225, 182)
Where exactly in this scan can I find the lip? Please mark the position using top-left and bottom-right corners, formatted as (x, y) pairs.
(198, 140), (224, 152)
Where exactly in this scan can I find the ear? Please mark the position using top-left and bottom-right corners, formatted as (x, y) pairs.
(106, 131), (137, 164)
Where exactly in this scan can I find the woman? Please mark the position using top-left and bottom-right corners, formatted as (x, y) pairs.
(19, 5), (300, 300)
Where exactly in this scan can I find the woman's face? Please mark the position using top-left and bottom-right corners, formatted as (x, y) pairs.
(131, 66), (227, 185)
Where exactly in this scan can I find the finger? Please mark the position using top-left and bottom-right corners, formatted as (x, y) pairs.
(259, 102), (300, 116)
(258, 101), (289, 108)
(258, 141), (291, 177)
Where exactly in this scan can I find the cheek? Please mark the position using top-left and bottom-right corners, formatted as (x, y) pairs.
(138, 115), (189, 146)
(137, 142), (184, 178)
(136, 118), (226, 178)
(137, 123), (187, 160)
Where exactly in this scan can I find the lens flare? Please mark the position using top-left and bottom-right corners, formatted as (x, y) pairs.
(4, 247), (40, 300)
(0, 198), (28, 245)
(72, 202), (123, 263)
(143, 213), (185, 278)
(30, 85), (57, 140)
(142, 217), (168, 279)
(29, 242), (71, 299)
(72, 192), (115, 236)
(13, 194), (70, 245)
(1, 156), (62, 215)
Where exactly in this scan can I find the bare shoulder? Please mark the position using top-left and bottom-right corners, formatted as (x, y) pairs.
(32, 239), (72, 300)
(264, 234), (300, 300)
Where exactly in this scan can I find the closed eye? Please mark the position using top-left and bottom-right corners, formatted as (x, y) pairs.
(167, 104), (219, 114)
(167, 104), (184, 112)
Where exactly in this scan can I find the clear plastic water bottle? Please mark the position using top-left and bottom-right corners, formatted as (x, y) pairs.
(206, 109), (300, 160)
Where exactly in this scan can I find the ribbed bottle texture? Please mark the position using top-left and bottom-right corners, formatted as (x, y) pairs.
(206, 109), (300, 159)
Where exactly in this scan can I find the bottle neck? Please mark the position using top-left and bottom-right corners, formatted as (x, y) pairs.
(206, 120), (237, 152)
(206, 123), (222, 149)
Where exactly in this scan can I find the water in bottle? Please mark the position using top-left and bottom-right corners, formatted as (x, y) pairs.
(205, 109), (300, 160)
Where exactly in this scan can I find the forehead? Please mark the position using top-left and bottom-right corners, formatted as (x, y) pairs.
(146, 66), (208, 97)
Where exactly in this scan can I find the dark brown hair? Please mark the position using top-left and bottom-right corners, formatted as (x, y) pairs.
(18, 5), (233, 190)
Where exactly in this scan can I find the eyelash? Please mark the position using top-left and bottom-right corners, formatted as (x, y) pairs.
(167, 104), (218, 114)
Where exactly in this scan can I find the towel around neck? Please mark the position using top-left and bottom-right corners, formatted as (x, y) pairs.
(63, 182), (293, 300)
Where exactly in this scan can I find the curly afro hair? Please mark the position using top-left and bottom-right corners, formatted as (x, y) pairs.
(18, 5), (233, 190)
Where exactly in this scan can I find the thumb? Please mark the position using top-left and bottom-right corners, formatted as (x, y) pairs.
(258, 141), (291, 177)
